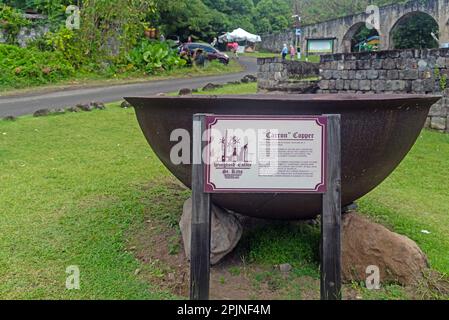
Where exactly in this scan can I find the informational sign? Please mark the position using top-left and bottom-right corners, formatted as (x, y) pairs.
(204, 116), (327, 193)
(307, 39), (334, 54)
(295, 28), (302, 36)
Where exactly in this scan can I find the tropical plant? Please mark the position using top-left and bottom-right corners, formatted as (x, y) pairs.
(127, 40), (186, 74)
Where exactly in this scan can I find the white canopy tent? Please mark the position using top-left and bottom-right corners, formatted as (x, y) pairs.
(218, 28), (262, 43)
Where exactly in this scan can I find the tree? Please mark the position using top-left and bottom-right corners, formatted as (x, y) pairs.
(202, 0), (256, 33)
(392, 13), (439, 49)
(155, 0), (222, 40)
(254, 0), (291, 33)
(296, 0), (402, 25)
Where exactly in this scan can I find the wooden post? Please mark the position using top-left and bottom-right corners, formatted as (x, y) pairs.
(321, 114), (342, 300)
(190, 114), (211, 300)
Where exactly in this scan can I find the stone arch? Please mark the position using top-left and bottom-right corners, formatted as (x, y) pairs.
(342, 22), (380, 53)
(439, 17), (449, 46)
(389, 11), (439, 49)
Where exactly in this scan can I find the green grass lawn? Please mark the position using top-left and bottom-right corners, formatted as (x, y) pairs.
(241, 52), (321, 63)
(359, 131), (449, 275)
(1, 84), (448, 299)
(0, 106), (173, 299)
(168, 82), (258, 96)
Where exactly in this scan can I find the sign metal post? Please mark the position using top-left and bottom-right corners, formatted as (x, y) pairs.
(190, 113), (341, 300)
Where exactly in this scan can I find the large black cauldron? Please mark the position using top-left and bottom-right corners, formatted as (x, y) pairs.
(125, 94), (440, 220)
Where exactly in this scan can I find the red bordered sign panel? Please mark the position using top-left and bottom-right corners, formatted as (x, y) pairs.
(204, 115), (327, 193)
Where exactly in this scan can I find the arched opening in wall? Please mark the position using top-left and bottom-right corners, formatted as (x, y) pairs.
(390, 12), (439, 49)
(342, 22), (380, 53)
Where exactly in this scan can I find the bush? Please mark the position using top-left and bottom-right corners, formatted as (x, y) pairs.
(126, 40), (186, 74)
(44, 27), (85, 69)
(0, 44), (75, 88)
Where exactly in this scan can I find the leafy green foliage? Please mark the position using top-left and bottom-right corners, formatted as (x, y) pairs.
(3, 0), (76, 22)
(254, 0), (290, 33)
(44, 26), (84, 68)
(392, 12), (439, 49)
(127, 40), (186, 74)
(78, 0), (156, 62)
(154, 0), (222, 40)
(297, 0), (402, 25)
(0, 44), (74, 87)
(153, 0), (292, 39)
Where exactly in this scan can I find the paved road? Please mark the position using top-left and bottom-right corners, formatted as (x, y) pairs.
(0, 57), (257, 117)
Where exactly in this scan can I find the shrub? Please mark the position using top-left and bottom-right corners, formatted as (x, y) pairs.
(0, 44), (75, 88)
(45, 27), (85, 69)
(127, 40), (186, 74)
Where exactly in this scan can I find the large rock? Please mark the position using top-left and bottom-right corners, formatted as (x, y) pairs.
(342, 213), (428, 286)
(241, 74), (257, 83)
(178, 88), (192, 96)
(33, 109), (50, 117)
(180, 198), (243, 265)
(202, 83), (223, 91)
(76, 103), (94, 112)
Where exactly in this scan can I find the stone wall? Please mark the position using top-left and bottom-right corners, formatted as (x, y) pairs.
(0, 14), (49, 47)
(0, 25), (49, 47)
(259, 31), (295, 53)
(318, 49), (449, 132)
(257, 57), (319, 93)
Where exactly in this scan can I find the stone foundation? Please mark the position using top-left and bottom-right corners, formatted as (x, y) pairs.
(318, 49), (449, 132)
(257, 49), (449, 133)
(257, 57), (319, 93)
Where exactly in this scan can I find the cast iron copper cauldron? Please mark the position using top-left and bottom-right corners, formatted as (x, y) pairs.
(125, 94), (440, 220)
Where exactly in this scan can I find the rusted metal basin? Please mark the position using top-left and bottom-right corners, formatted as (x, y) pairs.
(125, 94), (440, 220)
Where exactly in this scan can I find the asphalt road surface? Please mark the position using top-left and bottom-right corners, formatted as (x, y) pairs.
(0, 57), (257, 117)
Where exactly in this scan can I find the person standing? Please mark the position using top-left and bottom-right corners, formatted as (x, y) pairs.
(231, 42), (239, 59)
(211, 37), (217, 47)
(281, 44), (288, 60)
(290, 45), (296, 60)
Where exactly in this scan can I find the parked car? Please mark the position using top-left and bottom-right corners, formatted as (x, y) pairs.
(179, 43), (230, 65)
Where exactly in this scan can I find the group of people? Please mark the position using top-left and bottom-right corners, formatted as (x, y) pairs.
(179, 46), (206, 67)
(281, 44), (300, 61)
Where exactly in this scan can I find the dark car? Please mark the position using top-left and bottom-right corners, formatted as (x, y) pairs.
(180, 43), (230, 65)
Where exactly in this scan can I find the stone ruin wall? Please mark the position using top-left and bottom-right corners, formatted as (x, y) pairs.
(319, 49), (449, 132)
(257, 49), (449, 133)
(257, 58), (320, 93)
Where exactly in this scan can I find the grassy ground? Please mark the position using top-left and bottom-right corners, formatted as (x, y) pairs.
(1, 83), (448, 299)
(0, 60), (243, 96)
(359, 131), (449, 275)
(168, 82), (258, 96)
(241, 51), (321, 63)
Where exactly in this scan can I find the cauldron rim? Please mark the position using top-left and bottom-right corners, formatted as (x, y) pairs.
(125, 93), (441, 105)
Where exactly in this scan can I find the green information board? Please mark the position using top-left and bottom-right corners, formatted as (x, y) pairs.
(307, 39), (334, 54)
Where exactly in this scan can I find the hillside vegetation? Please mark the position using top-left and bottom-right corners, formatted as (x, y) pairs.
(298, 0), (408, 25)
